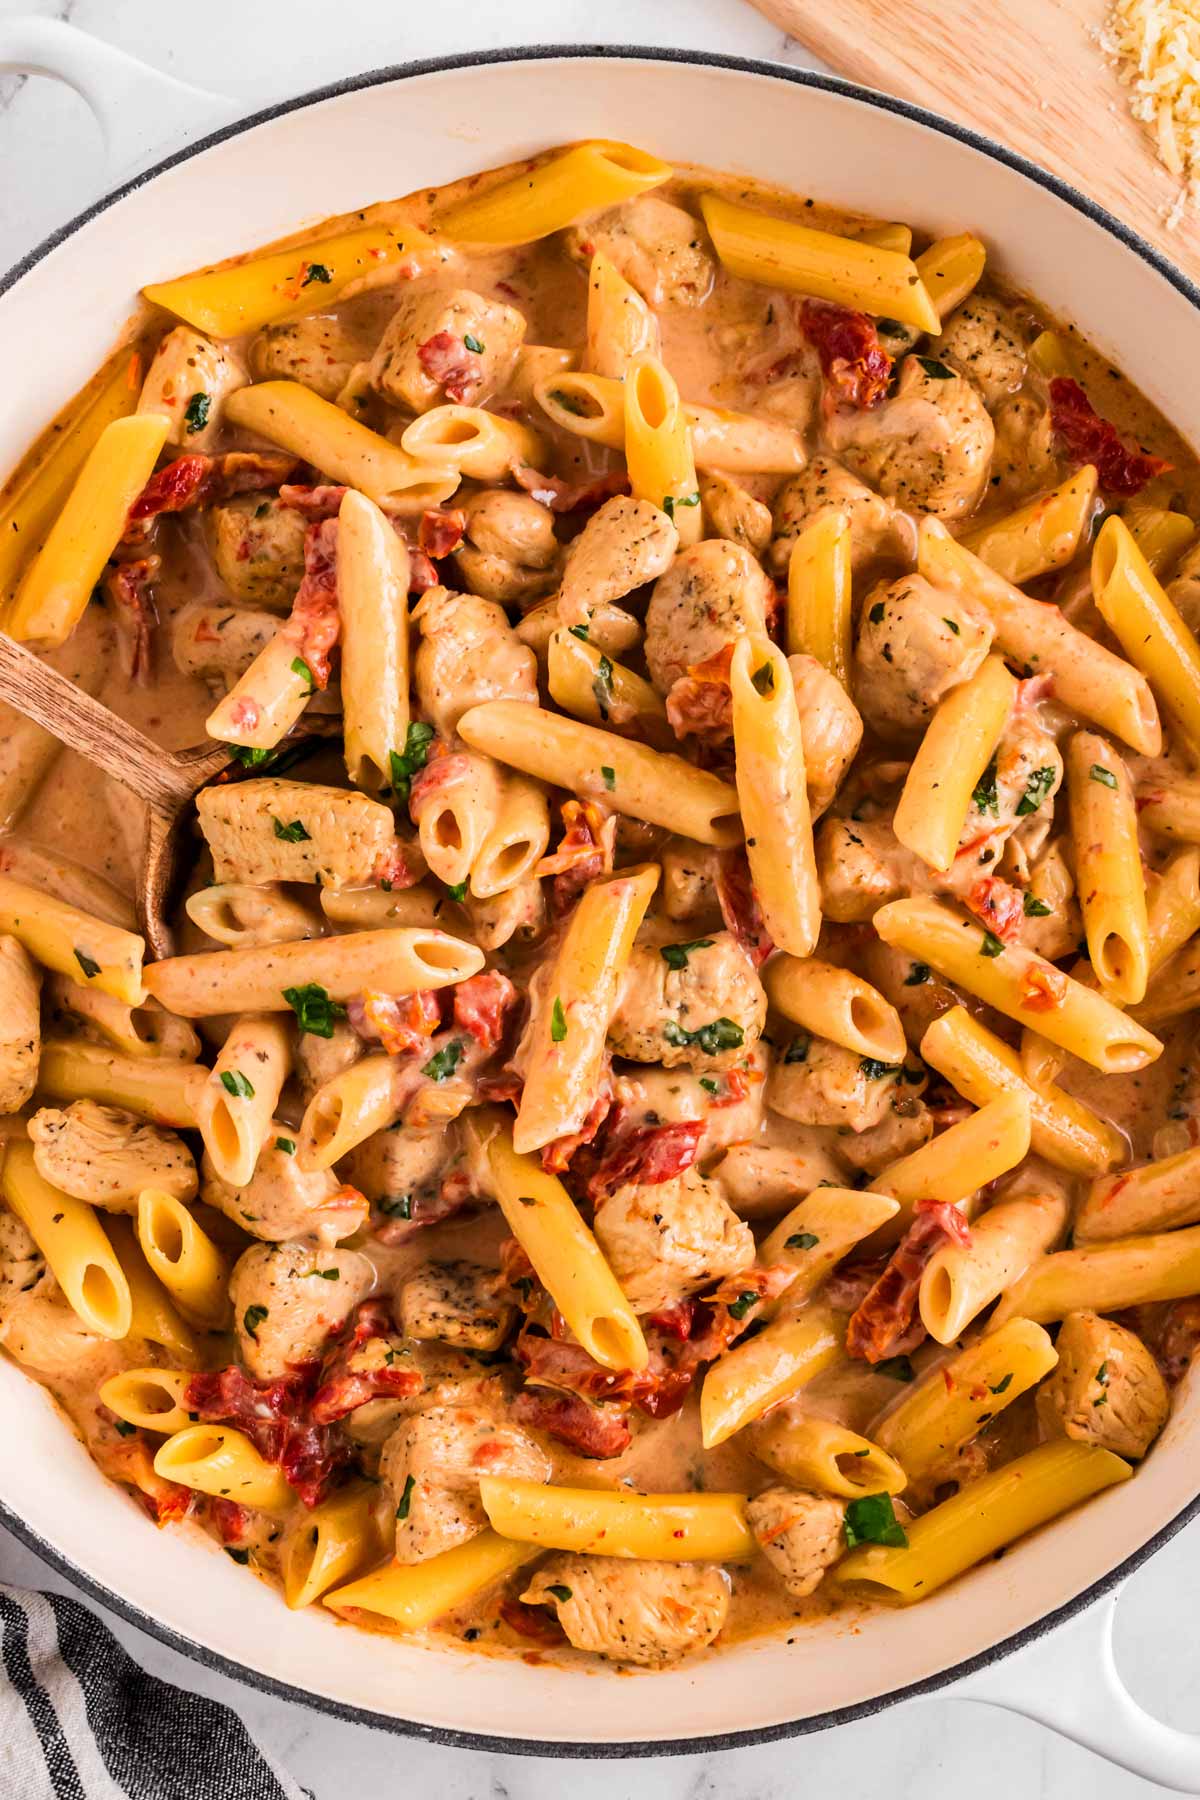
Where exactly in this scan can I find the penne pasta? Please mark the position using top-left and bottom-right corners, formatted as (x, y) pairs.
(1138, 777), (1200, 842)
(105, 1218), (201, 1361)
(438, 141), (672, 245)
(838, 1443), (1131, 1603)
(457, 700), (742, 846)
(99, 1367), (196, 1436)
(48, 977), (201, 1063)
(893, 654), (1016, 873)
(185, 883), (322, 951)
(586, 249), (660, 377)
(871, 1092), (1032, 1241)
(919, 232), (986, 321)
(763, 957), (904, 1065)
(325, 1533), (539, 1631)
(623, 354), (701, 546)
(479, 1476), (755, 1561)
(225, 383), (457, 508)
(1093, 513), (1200, 756)
(204, 627), (315, 752)
(36, 1038), (208, 1128)
(196, 1014), (290, 1187)
(514, 865), (657, 1153)
(700, 192), (939, 331)
(960, 466), (1099, 585)
(471, 774), (552, 899)
(919, 1183), (1069, 1342)
(533, 371), (806, 474)
(298, 1053), (400, 1171)
(752, 1413), (907, 1499)
(8, 415), (169, 647)
(143, 928), (482, 1017)
(873, 1318), (1058, 1485)
(400, 407), (544, 482)
(1125, 504), (1197, 576)
(1066, 730), (1149, 1003)
(135, 1188), (231, 1328)
(0, 874), (145, 1005)
(990, 1222), (1200, 1328)
(282, 1480), (384, 1609)
(318, 884), (464, 933)
(785, 510), (852, 688)
(700, 1301), (843, 1449)
(547, 628), (668, 743)
(1077, 1143), (1200, 1242)
(153, 1424), (293, 1512)
(919, 517), (1162, 757)
(757, 1189), (900, 1305)
(874, 895), (1162, 1073)
(1, 1141), (132, 1339)
(729, 638), (820, 957)
(412, 752), (504, 890)
(464, 1108), (647, 1373)
(337, 489), (411, 793)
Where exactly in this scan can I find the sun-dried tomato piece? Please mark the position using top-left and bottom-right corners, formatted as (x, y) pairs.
(1049, 377), (1170, 496)
(799, 299), (892, 409)
(417, 331), (484, 404)
(846, 1199), (971, 1363)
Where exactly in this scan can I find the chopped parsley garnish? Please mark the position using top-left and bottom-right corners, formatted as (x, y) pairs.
(661, 938), (713, 971)
(275, 1137), (297, 1156)
(663, 491), (700, 520)
(876, 1355), (915, 1383)
(463, 332), (485, 353)
(943, 617), (961, 635)
(904, 962), (931, 986)
(971, 757), (999, 816)
(783, 1032), (811, 1064)
(1023, 893), (1052, 917)
(283, 981), (347, 1038)
(1016, 765), (1057, 816)
(568, 623), (590, 641)
(876, 317), (904, 335)
(662, 1017), (745, 1056)
(860, 1057), (901, 1080)
(290, 655), (316, 693)
(785, 1231), (820, 1252)
(517, 1195), (539, 1208)
(844, 1492), (908, 1548)
(551, 997), (568, 1042)
(229, 745), (274, 768)
(113, 1418), (137, 1437)
(396, 1474), (416, 1521)
(1090, 764), (1118, 789)
(980, 929), (1005, 958)
(73, 948), (101, 979)
(699, 1076), (720, 1095)
(220, 1070), (255, 1099)
(378, 1194), (413, 1219)
(445, 880), (468, 902)
(592, 654), (615, 720)
(302, 261), (333, 285)
(225, 1546), (251, 1564)
(550, 388), (587, 417)
(601, 765), (616, 791)
(422, 1039), (465, 1082)
(243, 1303), (268, 1341)
(183, 392), (211, 434)
(751, 660), (775, 696)
(272, 816), (311, 842)
(389, 721), (436, 801)
(916, 356), (955, 380)
(989, 1372), (1014, 1395)
(869, 601), (886, 624)
(727, 1290), (760, 1321)
(547, 1583), (573, 1603)
(310, 1267), (340, 1280)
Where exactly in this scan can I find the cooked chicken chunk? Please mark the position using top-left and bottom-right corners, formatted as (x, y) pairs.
(347, 1122), (461, 1218)
(828, 355), (995, 521)
(381, 1404), (550, 1562)
(293, 1017), (363, 1102)
(197, 779), (396, 888)
(369, 286), (525, 412)
(207, 496), (307, 610)
(515, 595), (641, 662)
(28, 1102), (196, 1210)
(767, 1035), (901, 1131)
(567, 196), (715, 308)
(0, 936), (40, 1112)
(522, 1555), (729, 1665)
(611, 1045), (768, 1160)
(249, 314), (373, 401)
(788, 653), (863, 817)
(747, 1486), (845, 1598)
(202, 1130), (367, 1244)
(0, 1209), (46, 1303)
(452, 490), (561, 604)
(990, 392), (1057, 503)
(768, 454), (912, 581)
(0, 1286), (122, 1390)
(1037, 1310), (1169, 1461)
(137, 326), (246, 450)
(412, 587), (538, 739)
(659, 837), (722, 928)
(937, 295), (1029, 411)
(229, 1239), (374, 1379)
(608, 932), (767, 1069)
(594, 1166), (754, 1312)
(816, 816), (923, 923)
(700, 471), (772, 556)
(172, 601), (280, 683)
(853, 573), (993, 737)
(343, 1340), (509, 1444)
(397, 1260), (515, 1350)
(464, 878), (548, 952)
(557, 496), (678, 628)
(836, 1094), (933, 1174)
(645, 538), (773, 699)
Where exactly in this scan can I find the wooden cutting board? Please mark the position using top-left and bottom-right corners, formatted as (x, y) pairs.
(746, 0), (1200, 272)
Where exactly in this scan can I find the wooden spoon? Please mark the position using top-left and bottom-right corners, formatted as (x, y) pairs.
(0, 631), (234, 961)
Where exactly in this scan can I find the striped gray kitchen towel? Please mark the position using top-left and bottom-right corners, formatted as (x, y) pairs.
(0, 1586), (311, 1800)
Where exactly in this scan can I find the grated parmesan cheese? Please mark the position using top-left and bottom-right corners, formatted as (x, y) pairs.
(1102, 0), (1200, 225)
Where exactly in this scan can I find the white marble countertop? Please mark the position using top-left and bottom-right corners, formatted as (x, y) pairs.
(2, 3), (1200, 1794)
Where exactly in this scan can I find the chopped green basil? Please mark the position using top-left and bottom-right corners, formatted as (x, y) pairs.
(860, 1057), (901, 1080)
(282, 981), (347, 1038)
(302, 261), (333, 285)
(463, 332), (485, 353)
(422, 1039), (465, 1081)
(1089, 764), (1118, 789)
(310, 1268), (340, 1280)
(726, 1289), (760, 1321)
(1023, 893), (1052, 917)
(903, 962), (931, 986)
(445, 880), (469, 902)
(290, 655), (316, 693)
(547, 1584), (573, 1602)
(661, 938), (713, 971)
(662, 1016), (745, 1056)
(220, 1070), (254, 1099)
(751, 660), (775, 696)
(73, 948), (101, 979)
(844, 1492), (908, 1548)
(785, 1232), (820, 1251)
(980, 929), (1005, 958)
(275, 1137), (297, 1156)
(1016, 765), (1057, 816)
(568, 623), (590, 641)
(113, 1418), (137, 1437)
(551, 997), (568, 1042)
(989, 1372), (1014, 1395)
(243, 1303), (268, 1341)
(183, 392), (211, 434)
(396, 1474), (416, 1521)
(916, 356), (955, 380)
(971, 757), (999, 817)
(663, 491), (700, 520)
(592, 654), (615, 720)
(699, 1076), (720, 1095)
(942, 617), (961, 635)
(378, 1193), (413, 1219)
(389, 721), (436, 801)
(601, 765), (616, 791)
(272, 816), (311, 842)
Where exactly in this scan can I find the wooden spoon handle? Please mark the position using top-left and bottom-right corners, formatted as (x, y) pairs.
(0, 632), (197, 813)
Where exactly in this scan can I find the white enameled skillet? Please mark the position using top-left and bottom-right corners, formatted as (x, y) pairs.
(2, 21), (1200, 1780)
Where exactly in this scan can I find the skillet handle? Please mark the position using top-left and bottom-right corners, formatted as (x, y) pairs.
(0, 16), (238, 181)
(946, 1587), (1200, 1793)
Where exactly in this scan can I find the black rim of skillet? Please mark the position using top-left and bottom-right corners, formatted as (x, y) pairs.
(3, 41), (1200, 1759)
